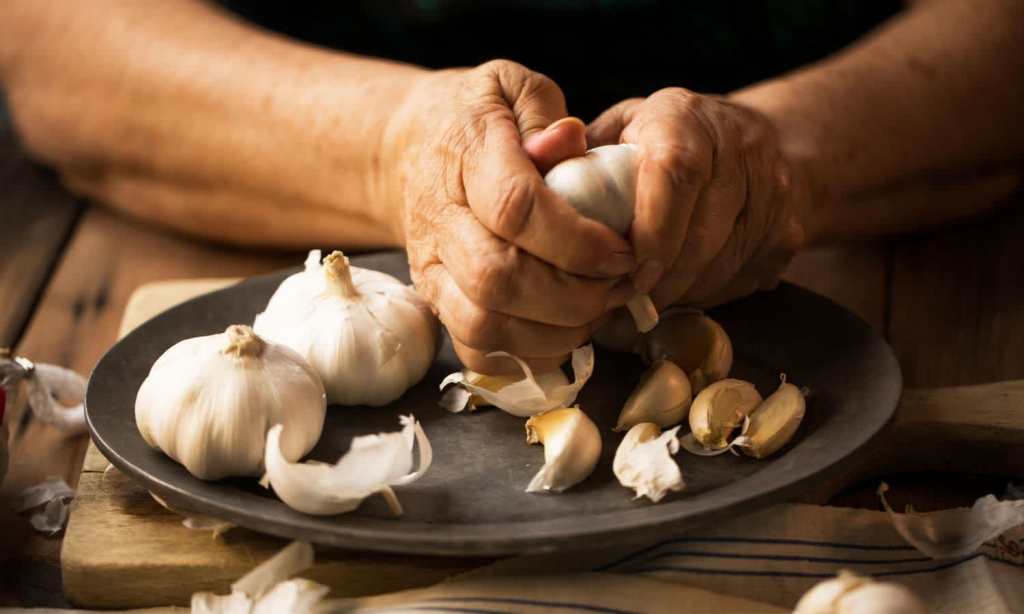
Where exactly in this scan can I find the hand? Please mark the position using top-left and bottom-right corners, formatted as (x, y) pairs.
(588, 88), (811, 309)
(385, 61), (636, 374)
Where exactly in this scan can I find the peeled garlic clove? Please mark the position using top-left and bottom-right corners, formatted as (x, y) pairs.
(613, 423), (685, 502)
(642, 309), (733, 393)
(263, 415), (432, 516)
(687, 378), (762, 450)
(795, 570), (926, 614)
(439, 345), (594, 417)
(615, 359), (692, 431)
(524, 407), (602, 493)
(733, 375), (806, 459)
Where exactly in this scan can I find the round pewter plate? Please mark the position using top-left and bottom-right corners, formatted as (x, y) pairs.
(86, 251), (901, 556)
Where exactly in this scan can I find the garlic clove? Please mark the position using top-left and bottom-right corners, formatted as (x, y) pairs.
(794, 570), (926, 614)
(263, 415), (431, 516)
(615, 359), (692, 431)
(524, 406), (602, 493)
(439, 345), (594, 418)
(733, 375), (806, 459)
(687, 378), (762, 450)
(592, 308), (643, 354)
(642, 309), (733, 393)
(613, 423), (685, 502)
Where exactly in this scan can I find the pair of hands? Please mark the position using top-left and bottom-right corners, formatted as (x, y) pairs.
(386, 60), (810, 374)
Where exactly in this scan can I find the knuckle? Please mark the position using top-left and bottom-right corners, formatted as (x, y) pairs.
(491, 175), (535, 239)
(648, 142), (709, 187)
(468, 250), (518, 308)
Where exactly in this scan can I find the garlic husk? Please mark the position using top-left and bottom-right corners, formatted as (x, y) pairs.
(687, 378), (762, 450)
(545, 144), (658, 333)
(135, 325), (326, 480)
(732, 375), (806, 459)
(642, 309), (733, 392)
(254, 250), (439, 407)
(440, 369), (570, 413)
(613, 423), (684, 502)
(263, 415), (431, 516)
(439, 345), (594, 417)
(794, 570), (925, 614)
(525, 406), (602, 493)
(615, 359), (692, 431)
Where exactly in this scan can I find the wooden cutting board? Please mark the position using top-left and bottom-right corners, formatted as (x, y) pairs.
(62, 279), (488, 609)
(62, 279), (1024, 608)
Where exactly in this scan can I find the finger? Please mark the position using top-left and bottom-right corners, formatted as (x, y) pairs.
(675, 209), (760, 306)
(418, 262), (599, 357)
(621, 91), (715, 294)
(463, 113), (634, 278)
(436, 205), (633, 327)
(452, 338), (569, 376)
(522, 117), (588, 174)
(586, 98), (643, 148)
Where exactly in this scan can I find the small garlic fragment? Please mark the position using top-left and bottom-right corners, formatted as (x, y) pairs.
(615, 359), (692, 431)
(613, 423), (685, 502)
(642, 310), (733, 392)
(794, 570), (926, 614)
(263, 415), (431, 516)
(687, 378), (762, 450)
(439, 345), (594, 417)
(524, 407), (602, 493)
(733, 374), (806, 459)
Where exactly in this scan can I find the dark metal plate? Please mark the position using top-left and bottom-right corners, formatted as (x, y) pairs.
(86, 251), (901, 556)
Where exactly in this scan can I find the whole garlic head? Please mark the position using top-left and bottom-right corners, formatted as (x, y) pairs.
(135, 325), (326, 480)
(795, 571), (926, 614)
(254, 250), (439, 406)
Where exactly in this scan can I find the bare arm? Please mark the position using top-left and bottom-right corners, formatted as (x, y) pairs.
(733, 0), (1024, 244)
(0, 0), (424, 248)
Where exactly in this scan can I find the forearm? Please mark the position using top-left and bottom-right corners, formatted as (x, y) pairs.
(733, 0), (1024, 244)
(1, 0), (424, 247)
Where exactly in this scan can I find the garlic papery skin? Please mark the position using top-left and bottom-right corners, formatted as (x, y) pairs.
(264, 415), (432, 516)
(615, 359), (692, 431)
(254, 250), (439, 407)
(794, 571), (926, 614)
(524, 406), (602, 493)
(733, 375), (806, 459)
(135, 325), (325, 480)
(642, 309), (733, 393)
(439, 345), (594, 417)
(613, 423), (684, 502)
(544, 144), (658, 333)
(687, 378), (762, 450)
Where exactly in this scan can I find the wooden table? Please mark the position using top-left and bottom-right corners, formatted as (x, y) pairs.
(2, 108), (1022, 607)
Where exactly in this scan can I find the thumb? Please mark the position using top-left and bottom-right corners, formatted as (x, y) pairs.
(522, 117), (588, 174)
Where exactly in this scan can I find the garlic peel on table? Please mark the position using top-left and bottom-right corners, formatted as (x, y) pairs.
(613, 423), (685, 502)
(524, 406), (601, 493)
(615, 359), (692, 431)
(440, 345), (594, 417)
(263, 415), (432, 516)
(545, 144), (658, 333)
(135, 325), (326, 480)
(254, 250), (438, 406)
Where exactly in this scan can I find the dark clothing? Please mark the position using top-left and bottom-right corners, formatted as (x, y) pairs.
(222, 1), (901, 120)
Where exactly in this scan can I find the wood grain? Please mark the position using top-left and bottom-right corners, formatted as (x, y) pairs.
(784, 243), (890, 332)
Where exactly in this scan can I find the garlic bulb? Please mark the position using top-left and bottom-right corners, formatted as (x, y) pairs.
(524, 406), (602, 493)
(545, 144), (659, 333)
(794, 571), (926, 614)
(135, 325), (326, 480)
(254, 250), (438, 406)
(613, 423), (685, 502)
(439, 345), (594, 417)
(615, 359), (692, 431)
(643, 309), (733, 393)
(264, 415), (431, 516)
(687, 378), (762, 450)
(733, 374), (806, 459)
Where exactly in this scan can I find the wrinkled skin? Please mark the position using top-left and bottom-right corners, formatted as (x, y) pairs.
(587, 88), (811, 311)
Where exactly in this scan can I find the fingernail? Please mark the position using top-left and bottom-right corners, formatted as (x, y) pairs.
(632, 259), (664, 294)
(545, 116), (585, 133)
(599, 251), (635, 277)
